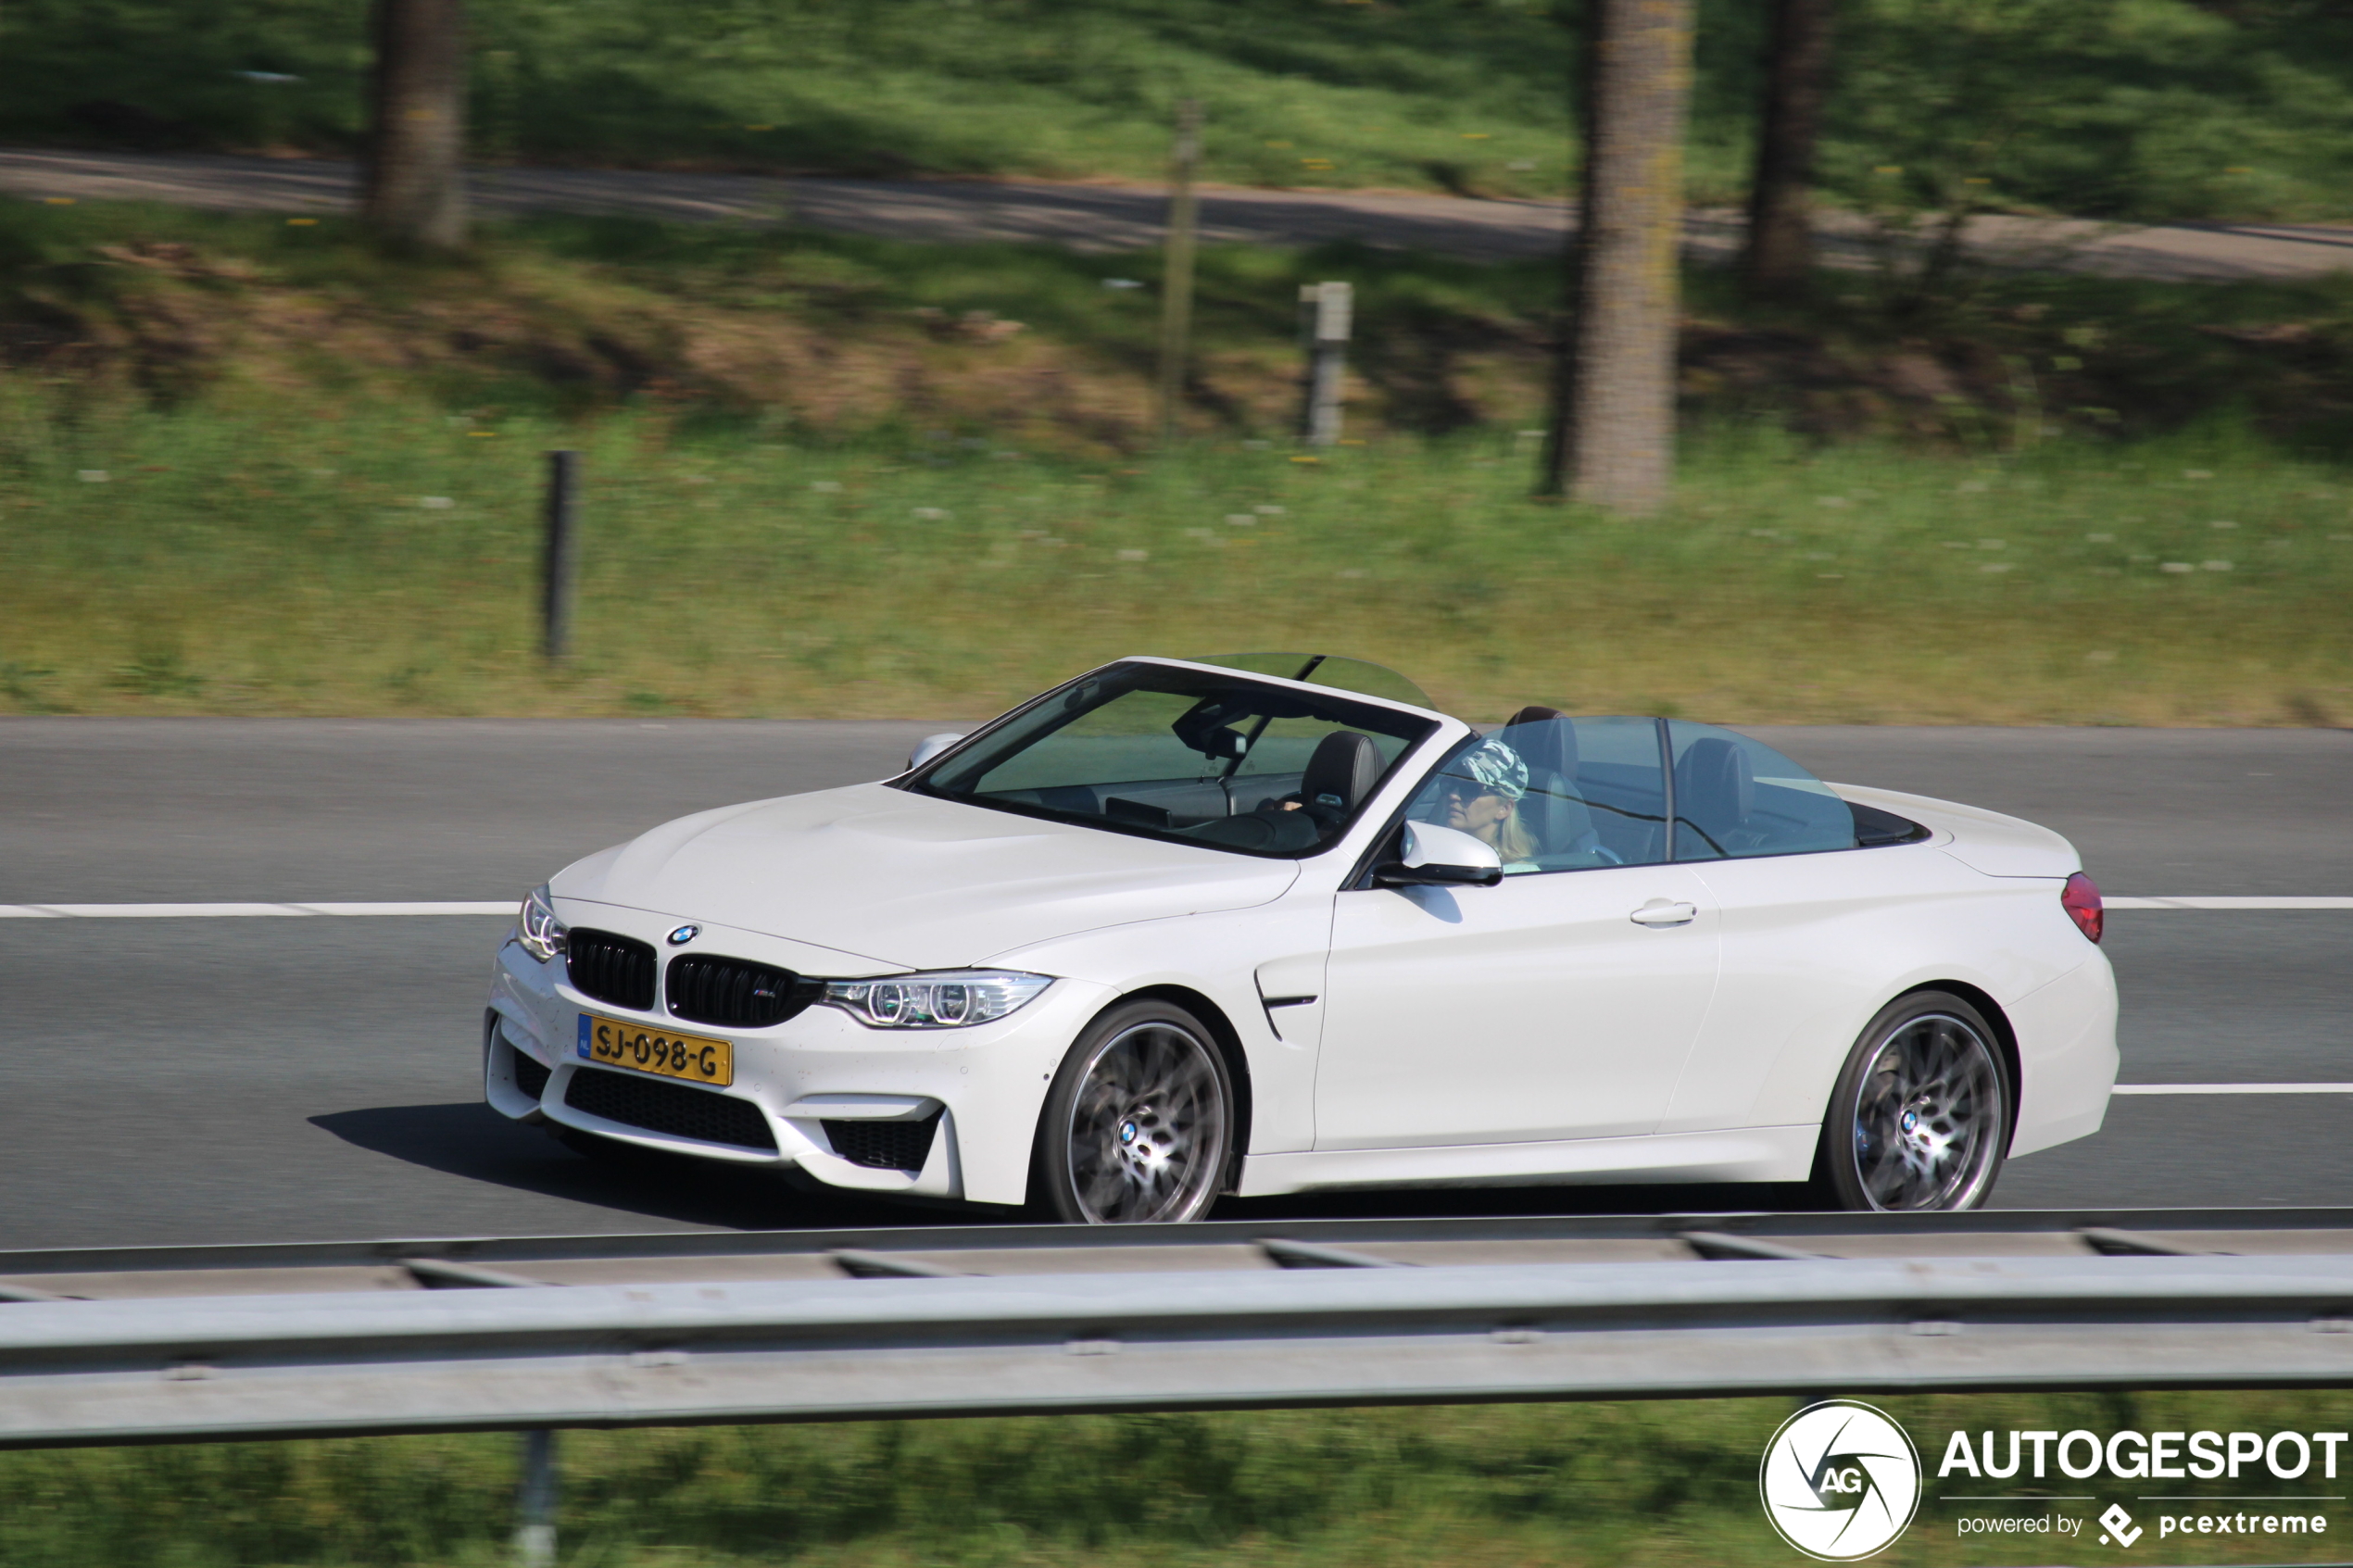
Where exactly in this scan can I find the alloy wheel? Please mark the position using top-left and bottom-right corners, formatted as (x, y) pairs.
(1847, 1011), (2004, 1211)
(1060, 1020), (1229, 1223)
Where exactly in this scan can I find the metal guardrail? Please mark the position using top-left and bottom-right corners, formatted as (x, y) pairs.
(12, 1205), (2353, 1289)
(8, 1255), (2353, 1449)
(7, 1210), (2353, 1449)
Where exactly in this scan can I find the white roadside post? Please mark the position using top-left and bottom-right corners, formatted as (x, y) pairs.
(1299, 281), (1353, 446)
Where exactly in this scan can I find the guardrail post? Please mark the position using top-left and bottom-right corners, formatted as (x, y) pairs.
(541, 449), (578, 663)
(514, 1427), (559, 1567)
(1298, 281), (1353, 446)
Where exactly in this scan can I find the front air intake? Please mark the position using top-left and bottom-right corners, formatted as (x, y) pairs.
(822, 1110), (943, 1173)
(563, 1067), (777, 1151)
(566, 928), (657, 1011)
(667, 954), (812, 1028)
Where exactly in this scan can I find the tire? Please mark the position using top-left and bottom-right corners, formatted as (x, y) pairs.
(1033, 998), (1235, 1224)
(1815, 991), (2010, 1212)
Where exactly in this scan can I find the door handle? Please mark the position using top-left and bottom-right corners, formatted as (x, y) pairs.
(1629, 900), (1697, 927)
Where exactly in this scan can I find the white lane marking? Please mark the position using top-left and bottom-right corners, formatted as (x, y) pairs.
(2114, 1084), (2353, 1096)
(296, 902), (518, 917)
(0, 901), (516, 919)
(2108, 897), (2353, 909)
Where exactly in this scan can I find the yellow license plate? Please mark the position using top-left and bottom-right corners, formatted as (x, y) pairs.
(575, 1014), (733, 1086)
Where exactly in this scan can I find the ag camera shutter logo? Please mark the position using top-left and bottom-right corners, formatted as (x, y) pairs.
(1760, 1399), (1923, 1560)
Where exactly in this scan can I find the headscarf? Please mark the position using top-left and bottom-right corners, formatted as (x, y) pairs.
(1455, 737), (1528, 801)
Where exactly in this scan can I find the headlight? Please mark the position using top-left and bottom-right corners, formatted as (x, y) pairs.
(822, 970), (1052, 1029)
(514, 884), (568, 964)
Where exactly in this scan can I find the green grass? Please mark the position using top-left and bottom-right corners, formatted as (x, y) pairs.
(2, 382), (2348, 725)
(4, 200), (2352, 727)
(8, 1392), (2353, 1566)
(6, 0), (2353, 221)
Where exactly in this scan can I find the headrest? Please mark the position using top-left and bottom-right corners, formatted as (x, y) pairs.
(1674, 738), (1754, 834)
(1496, 710), (1579, 782)
(1518, 766), (1595, 854)
(1300, 730), (1382, 818)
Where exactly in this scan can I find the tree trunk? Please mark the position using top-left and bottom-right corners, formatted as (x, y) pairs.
(1743, 0), (1835, 296)
(362, 0), (469, 252)
(1539, 0), (1695, 512)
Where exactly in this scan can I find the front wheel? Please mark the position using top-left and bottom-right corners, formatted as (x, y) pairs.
(1033, 999), (1234, 1223)
(1816, 991), (2010, 1212)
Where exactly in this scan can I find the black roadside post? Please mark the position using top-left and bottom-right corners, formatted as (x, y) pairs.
(1155, 98), (1203, 445)
(542, 449), (577, 662)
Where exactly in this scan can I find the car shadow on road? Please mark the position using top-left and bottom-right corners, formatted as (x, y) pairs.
(308, 1103), (928, 1232)
(1213, 1181), (1824, 1223)
(313, 1102), (1827, 1232)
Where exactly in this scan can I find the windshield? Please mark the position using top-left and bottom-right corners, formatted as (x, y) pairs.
(903, 661), (1441, 857)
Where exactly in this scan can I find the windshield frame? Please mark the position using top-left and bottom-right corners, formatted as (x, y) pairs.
(890, 658), (1454, 860)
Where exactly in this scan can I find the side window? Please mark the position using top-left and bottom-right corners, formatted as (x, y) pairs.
(1667, 721), (1860, 860)
(1402, 716), (1668, 874)
(1548, 717), (1670, 869)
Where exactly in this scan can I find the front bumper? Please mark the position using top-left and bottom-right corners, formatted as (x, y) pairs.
(485, 934), (1111, 1207)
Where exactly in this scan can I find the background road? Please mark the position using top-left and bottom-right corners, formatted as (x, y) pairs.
(3, 719), (2347, 1249)
(6, 147), (2353, 282)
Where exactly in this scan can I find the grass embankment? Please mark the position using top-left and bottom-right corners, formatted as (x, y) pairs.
(6, 0), (2353, 222)
(5, 394), (2347, 725)
(4, 204), (2351, 724)
(8, 1391), (2353, 1567)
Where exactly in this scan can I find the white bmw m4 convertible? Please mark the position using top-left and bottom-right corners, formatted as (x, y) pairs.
(485, 654), (2117, 1221)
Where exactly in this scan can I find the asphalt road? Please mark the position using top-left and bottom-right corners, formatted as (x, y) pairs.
(6, 147), (2352, 282)
(2, 720), (2347, 1249)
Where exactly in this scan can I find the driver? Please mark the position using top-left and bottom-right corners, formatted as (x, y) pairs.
(1426, 736), (1541, 872)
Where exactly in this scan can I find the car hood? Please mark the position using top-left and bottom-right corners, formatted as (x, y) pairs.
(550, 782), (1301, 972)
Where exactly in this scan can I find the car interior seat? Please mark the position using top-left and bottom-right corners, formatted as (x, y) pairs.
(1298, 730), (1382, 823)
(1504, 704), (1569, 732)
(1189, 728), (1379, 852)
(1496, 709), (1595, 858)
(1672, 736), (1755, 855)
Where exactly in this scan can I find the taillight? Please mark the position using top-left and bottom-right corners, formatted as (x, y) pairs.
(2061, 872), (2103, 944)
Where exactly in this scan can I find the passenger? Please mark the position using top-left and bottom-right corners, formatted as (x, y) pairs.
(1435, 737), (1541, 872)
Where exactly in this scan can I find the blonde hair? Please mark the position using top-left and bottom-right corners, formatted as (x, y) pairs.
(1495, 801), (1541, 863)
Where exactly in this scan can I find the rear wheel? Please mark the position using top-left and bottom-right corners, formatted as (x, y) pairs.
(1034, 1000), (1234, 1224)
(1817, 991), (2009, 1212)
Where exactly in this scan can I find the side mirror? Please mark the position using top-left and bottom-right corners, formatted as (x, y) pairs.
(1375, 860), (1503, 888)
(1373, 821), (1504, 888)
(906, 732), (966, 771)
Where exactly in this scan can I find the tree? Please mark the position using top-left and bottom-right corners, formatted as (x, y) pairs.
(361, 0), (469, 251)
(1743, 0), (1835, 297)
(1539, 0), (1696, 513)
